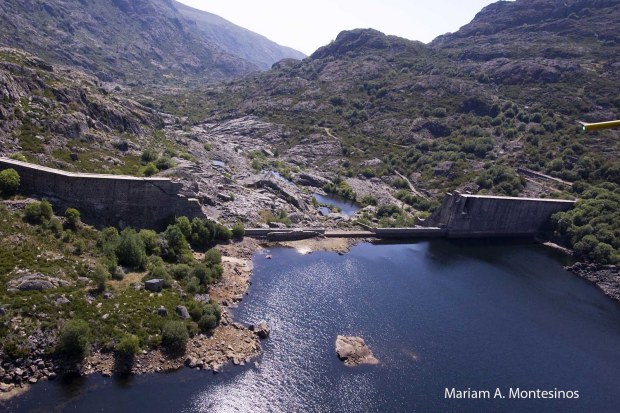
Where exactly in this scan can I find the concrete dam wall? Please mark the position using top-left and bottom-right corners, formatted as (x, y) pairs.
(425, 192), (575, 237)
(0, 157), (204, 230)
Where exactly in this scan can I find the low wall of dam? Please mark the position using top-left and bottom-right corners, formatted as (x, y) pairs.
(424, 192), (575, 237)
(0, 157), (204, 230)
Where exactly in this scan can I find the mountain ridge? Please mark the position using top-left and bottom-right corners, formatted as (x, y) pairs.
(0, 0), (305, 85)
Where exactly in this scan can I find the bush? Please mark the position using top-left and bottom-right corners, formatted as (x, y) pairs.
(40, 200), (53, 220)
(232, 222), (245, 239)
(0, 168), (20, 196)
(65, 208), (81, 230)
(171, 264), (192, 280)
(190, 218), (211, 247)
(25, 202), (44, 224)
(204, 249), (222, 266)
(92, 263), (109, 291)
(57, 319), (91, 359)
(176, 216), (192, 239)
(163, 224), (190, 262)
(116, 334), (140, 357)
(139, 229), (160, 256)
(143, 163), (158, 176)
(47, 217), (63, 237)
(191, 264), (215, 285)
(161, 321), (189, 353)
(116, 228), (147, 269)
(156, 157), (174, 171)
(9, 153), (27, 162)
(141, 149), (158, 163)
(198, 314), (217, 332)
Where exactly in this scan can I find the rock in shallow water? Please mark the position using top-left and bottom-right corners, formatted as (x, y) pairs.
(335, 335), (379, 366)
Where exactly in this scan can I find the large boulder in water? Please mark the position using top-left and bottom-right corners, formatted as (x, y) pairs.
(335, 335), (379, 366)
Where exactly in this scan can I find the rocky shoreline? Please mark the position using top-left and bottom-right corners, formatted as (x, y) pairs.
(0, 237), (267, 401)
(0, 236), (363, 402)
(565, 262), (620, 302)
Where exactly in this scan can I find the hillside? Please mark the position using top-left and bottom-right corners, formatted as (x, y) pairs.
(0, 0), (618, 263)
(174, 1), (305, 70)
(0, 0), (304, 86)
(150, 0), (619, 262)
(0, 47), (168, 175)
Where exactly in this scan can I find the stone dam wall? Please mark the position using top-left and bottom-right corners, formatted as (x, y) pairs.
(0, 157), (204, 230)
(424, 192), (575, 237)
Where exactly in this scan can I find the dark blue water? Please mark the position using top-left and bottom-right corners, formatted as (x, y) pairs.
(313, 193), (360, 215)
(5, 241), (620, 413)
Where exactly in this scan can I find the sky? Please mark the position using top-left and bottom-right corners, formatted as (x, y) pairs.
(175, 0), (505, 55)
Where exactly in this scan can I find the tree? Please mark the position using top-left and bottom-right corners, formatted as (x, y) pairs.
(116, 228), (147, 269)
(175, 216), (192, 239)
(57, 319), (91, 359)
(163, 224), (190, 262)
(161, 321), (189, 353)
(0, 168), (20, 196)
(65, 208), (81, 229)
(139, 229), (160, 255)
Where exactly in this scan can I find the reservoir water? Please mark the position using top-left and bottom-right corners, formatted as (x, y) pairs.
(313, 193), (360, 216)
(5, 240), (620, 412)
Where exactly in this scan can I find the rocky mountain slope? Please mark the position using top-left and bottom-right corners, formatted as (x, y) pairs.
(0, 0), (303, 85)
(174, 1), (305, 70)
(147, 0), (618, 262)
(0, 0), (617, 262)
(0, 47), (166, 174)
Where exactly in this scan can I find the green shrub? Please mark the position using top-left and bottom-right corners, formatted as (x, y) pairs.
(171, 264), (192, 280)
(57, 319), (91, 359)
(116, 228), (147, 269)
(139, 229), (160, 256)
(156, 157), (174, 170)
(161, 321), (189, 353)
(0, 168), (20, 196)
(143, 163), (158, 176)
(65, 208), (81, 230)
(25, 202), (44, 224)
(47, 217), (63, 237)
(141, 149), (158, 163)
(231, 222), (245, 239)
(116, 334), (140, 357)
(9, 153), (27, 162)
(185, 276), (201, 294)
(191, 264), (215, 286)
(92, 263), (109, 291)
(198, 314), (217, 332)
(40, 200), (53, 220)
(163, 224), (190, 262)
(176, 216), (192, 239)
(190, 218), (211, 247)
(204, 249), (222, 266)
(73, 239), (86, 256)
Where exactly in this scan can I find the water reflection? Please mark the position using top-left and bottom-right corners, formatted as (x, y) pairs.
(313, 193), (360, 216)
(7, 242), (620, 413)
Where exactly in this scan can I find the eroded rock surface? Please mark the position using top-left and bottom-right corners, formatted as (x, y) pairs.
(335, 335), (379, 366)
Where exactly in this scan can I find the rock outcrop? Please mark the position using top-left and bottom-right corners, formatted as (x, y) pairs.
(335, 335), (379, 366)
(566, 262), (620, 302)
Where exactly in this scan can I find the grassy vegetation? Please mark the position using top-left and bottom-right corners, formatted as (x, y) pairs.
(0, 202), (235, 359)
